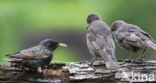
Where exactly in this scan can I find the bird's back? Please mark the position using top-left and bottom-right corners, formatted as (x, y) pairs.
(87, 21), (113, 56)
(9, 46), (53, 69)
(115, 24), (150, 52)
(23, 46), (52, 68)
(87, 20), (119, 69)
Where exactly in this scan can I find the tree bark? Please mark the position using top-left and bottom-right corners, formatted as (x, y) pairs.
(0, 60), (156, 83)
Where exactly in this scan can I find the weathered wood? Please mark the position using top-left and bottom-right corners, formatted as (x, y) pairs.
(0, 60), (156, 83)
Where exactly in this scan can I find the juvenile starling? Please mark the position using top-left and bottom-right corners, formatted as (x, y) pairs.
(86, 13), (120, 69)
(3, 39), (67, 73)
(111, 20), (156, 60)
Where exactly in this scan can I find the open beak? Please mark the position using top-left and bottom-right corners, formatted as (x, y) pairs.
(58, 43), (68, 48)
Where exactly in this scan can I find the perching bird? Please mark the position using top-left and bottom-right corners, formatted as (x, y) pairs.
(3, 39), (67, 73)
(111, 20), (156, 61)
(86, 13), (120, 69)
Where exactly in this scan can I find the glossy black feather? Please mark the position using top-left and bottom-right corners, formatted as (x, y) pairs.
(4, 39), (61, 70)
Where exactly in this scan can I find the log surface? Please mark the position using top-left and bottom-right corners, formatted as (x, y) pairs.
(0, 60), (156, 83)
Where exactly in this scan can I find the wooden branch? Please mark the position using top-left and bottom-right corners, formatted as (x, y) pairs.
(0, 60), (156, 83)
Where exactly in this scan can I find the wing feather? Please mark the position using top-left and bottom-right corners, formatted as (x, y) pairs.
(7, 46), (48, 60)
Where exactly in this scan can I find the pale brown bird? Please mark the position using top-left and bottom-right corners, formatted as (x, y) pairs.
(111, 20), (156, 61)
(86, 13), (120, 69)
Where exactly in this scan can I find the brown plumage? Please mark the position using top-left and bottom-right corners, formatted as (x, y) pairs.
(111, 20), (156, 60)
(86, 13), (120, 69)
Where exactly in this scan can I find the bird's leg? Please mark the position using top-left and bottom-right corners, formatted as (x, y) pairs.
(37, 67), (42, 73)
(137, 49), (146, 60)
(128, 52), (133, 62)
(89, 56), (97, 67)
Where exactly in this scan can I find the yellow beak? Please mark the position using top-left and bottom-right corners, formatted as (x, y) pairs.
(58, 43), (68, 48)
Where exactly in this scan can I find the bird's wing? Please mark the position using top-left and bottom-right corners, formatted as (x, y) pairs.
(87, 25), (104, 51)
(118, 25), (147, 48)
(7, 46), (48, 60)
(91, 41), (101, 50)
(121, 32), (145, 48)
(88, 29), (112, 61)
(141, 31), (152, 39)
(132, 24), (153, 40)
(136, 26), (156, 50)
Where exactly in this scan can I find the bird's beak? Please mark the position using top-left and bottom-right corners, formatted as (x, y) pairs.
(58, 43), (68, 48)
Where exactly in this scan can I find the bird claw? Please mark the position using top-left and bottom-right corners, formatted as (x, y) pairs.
(88, 62), (95, 68)
(135, 59), (144, 63)
(88, 63), (93, 67)
(124, 59), (133, 63)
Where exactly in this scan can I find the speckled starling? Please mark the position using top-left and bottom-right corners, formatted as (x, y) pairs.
(3, 39), (67, 73)
(111, 20), (156, 60)
(86, 13), (120, 69)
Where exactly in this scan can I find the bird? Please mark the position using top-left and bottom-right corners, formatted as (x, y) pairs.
(86, 13), (120, 69)
(3, 39), (67, 73)
(111, 20), (156, 61)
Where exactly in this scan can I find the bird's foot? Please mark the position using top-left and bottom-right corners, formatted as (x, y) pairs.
(89, 57), (96, 68)
(134, 59), (144, 64)
(137, 51), (145, 60)
(137, 49), (146, 60)
(136, 55), (145, 62)
(136, 58), (145, 62)
(88, 63), (94, 67)
(124, 59), (133, 63)
(88, 62), (95, 68)
(137, 56), (145, 60)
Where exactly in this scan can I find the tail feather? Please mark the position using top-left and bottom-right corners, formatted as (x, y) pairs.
(105, 61), (120, 69)
(98, 50), (120, 69)
(1, 58), (22, 62)
(6, 53), (48, 60)
(146, 41), (156, 50)
(6, 53), (19, 57)
(105, 54), (120, 69)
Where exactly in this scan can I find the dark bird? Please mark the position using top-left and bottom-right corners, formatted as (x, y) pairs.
(111, 20), (156, 61)
(3, 39), (67, 73)
(86, 13), (120, 69)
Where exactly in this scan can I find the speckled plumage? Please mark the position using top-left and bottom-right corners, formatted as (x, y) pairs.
(111, 20), (156, 60)
(86, 13), (120, 69)
(14, 46), (52, 68)
(4, 39), (67, 72)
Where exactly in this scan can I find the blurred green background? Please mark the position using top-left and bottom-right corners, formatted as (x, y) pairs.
(0, 0), (156, 65)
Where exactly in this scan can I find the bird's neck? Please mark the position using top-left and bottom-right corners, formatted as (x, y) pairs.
(39, 45), (56, 51)
(50, 47), (57, 51)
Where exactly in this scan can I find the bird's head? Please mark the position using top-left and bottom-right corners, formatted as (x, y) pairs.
(111, 20), (125, 32)
(87, 13), (101, 24)
(39, 39), (67, 51)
